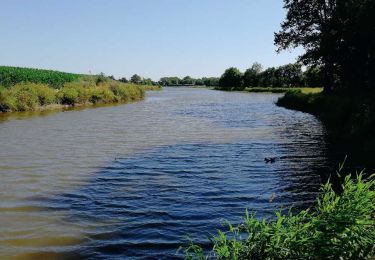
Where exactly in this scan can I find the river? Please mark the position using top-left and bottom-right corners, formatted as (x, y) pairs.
(0, 87), (330, 259)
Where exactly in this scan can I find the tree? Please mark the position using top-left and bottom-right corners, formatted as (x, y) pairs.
(202, 77), (219, 87)
(303, 66), (323, 87)
(130, 74), (142, 84)
(142, 78), (153, 85)
(195, 78), (204, 86)
(159, 77), (181, 86)
(280, 63), (303, 87)
(243, 62), (263, 87)
(119, 77), (128, 83)
(258, 67), (276, 87)
(181, 76), (195, 85)
(218, 67), (243, 91)
(274, 0), (339, 91)
(275, 0), (375, 92)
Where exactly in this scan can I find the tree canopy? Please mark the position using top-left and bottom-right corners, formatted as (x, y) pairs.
(275, 0), (375, 92)
(218, 67), (243, 91)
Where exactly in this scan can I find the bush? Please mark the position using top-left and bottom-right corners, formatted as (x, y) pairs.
(0, 88), (17, 111)
(111, 83), (145, 102)
(0, 83), (56, 111)
(57, 86), (80, 105)
(30, 83), (56, 105)
(0, 80), (146, 112)
(183, 173), (375, 259)
(87, 87), (116, 104)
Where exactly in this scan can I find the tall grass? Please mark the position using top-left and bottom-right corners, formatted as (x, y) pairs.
(0, 81), (145, 112)
(0, 83), (56, 111)
(138, 85), (162, 91)
(182, 172), (375, 259)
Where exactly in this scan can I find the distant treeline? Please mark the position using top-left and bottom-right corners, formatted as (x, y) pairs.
(158, 76), (219, 87)
(158, 63), (322, 90)
(116, 74), (159, 86)
(216, 62), (322, 91)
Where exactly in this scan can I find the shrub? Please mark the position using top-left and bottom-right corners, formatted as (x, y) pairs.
(57, 86), (80, 105)
(31, 84), (56, 105)
(87, 87), (116, 104)
(111, 83), (145, 102)
(0, 88), (17, 111)
(0, 83), (57, 111)
(183, 172), (375, 259)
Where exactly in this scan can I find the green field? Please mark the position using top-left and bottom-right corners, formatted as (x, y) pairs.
(0, 66), (81, 88)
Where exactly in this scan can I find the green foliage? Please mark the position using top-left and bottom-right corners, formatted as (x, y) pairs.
(159, 77), (182, 86)
(95, 73), (109, 85)
(0, 83), (56, 111)
(130, 74), (143, 84)
(181, 76), (195, 85)
(243, 63), (262, 88)
(217, 67), (243, 91)
(183, 173), (375, 259)
(0, 66), (80, 88)
(57, 85), (81, 105)
(277, 91), (375, 143)
(0, 81), (145, 112)
(275, 0), (375, 92)
(245, 87), (322, 94)
(218, 63), (319, 91)
(138, 85), (162, 91)
(303, 67), (323, 88)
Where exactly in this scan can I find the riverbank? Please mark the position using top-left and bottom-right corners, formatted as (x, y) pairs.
(0, 66), (163, 113)
(245, 87), (322, 94)
(0, 81), (147, 113)
(277, 90), (375, 152)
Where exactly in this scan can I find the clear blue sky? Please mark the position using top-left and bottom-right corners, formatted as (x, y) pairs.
(0, 0), (302, 80)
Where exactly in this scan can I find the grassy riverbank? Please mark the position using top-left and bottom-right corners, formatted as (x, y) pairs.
(0, 80), (146, 112)
(183, 172), (375, 259)
(277, 90), (375, 151)
(245, 87), (322, 94)
(0, 66), (161, 113)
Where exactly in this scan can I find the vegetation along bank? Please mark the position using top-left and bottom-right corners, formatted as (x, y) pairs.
(0, 66), (161, 113)
(183, 172), (375, 259)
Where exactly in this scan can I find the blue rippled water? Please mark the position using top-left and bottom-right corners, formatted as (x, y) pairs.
(43, 140), (327, 259)
(0, 88), (330, 259)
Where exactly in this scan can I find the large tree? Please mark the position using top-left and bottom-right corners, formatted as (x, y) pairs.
(218, 67), (243, 91)
(130, 74), (142, 84)
(243, 62), (263, 87)
(275, 0), (375, 92)
(274, 0), (339, 91)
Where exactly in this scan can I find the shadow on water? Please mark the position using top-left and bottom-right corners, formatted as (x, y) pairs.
(37, 141), (330, 259)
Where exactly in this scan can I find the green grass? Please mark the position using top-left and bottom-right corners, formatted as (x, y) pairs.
(138, 85), (163, 91)
(245, 87), (322, 94)
(0, 81), (145, 112)
(182, 172), (375, 259)
(0, 66), (80, 88)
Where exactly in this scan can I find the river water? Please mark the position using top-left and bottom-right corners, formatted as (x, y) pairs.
(0, 88), (330, 259)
